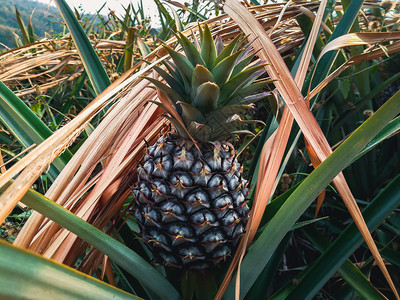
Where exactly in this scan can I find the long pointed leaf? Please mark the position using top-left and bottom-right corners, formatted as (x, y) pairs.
(177, 31), (205, 67)
(213, 34), (243, 67)
(54, 0), (111, 94)
(212, 50), (243, 86)
(144, 77), (183, 104)
(0, 240), (138, 300)
(310, 0), (364, 89)
(200, 23), (217, 69)
(15, 7), (30, 45)
(163, 45), (194, 84)
(219, 65), (266, 104)
(153, 65), (185, 95)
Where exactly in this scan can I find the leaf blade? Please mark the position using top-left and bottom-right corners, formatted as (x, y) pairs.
(0, 240), (138, 300)
(54, 0), (111, 94)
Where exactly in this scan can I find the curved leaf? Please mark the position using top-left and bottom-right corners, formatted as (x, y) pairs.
(191, 65), (215, 93)
(54, 0), (111, 95)
(177, 32), (205, 67)
(310, 0), (364, 89)
(163, 45), (194, 85)
(212, 50), (243, 86)
(200, 24), (217, 69)
(192, 82), (219, 113)
(213, 34), (243, 67)
(0, 240), (138, 300)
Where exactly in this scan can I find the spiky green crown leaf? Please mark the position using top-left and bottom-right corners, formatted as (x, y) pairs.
(148, 24), (271, 141)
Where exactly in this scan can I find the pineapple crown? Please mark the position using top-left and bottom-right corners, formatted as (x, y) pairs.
(146, 24), (270, 142)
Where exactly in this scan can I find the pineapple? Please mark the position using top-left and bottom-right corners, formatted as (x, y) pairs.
(132, 24), (268, 270)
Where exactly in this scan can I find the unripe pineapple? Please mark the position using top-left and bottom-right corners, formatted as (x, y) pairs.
(133, 24), (269, 270)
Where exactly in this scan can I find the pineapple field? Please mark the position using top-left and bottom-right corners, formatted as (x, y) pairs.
(0, 0), (400, 299)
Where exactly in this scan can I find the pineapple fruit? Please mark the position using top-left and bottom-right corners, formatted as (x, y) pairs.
(132, 24), (268, 270)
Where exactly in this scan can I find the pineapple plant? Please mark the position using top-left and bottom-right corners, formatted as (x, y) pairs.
(132, 24), (269, 270)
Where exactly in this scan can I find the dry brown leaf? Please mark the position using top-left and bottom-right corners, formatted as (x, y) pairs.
(36, 113), (165, 261)
(304, 139), (326, 217)
(314, 189), (326, 218)
(318, 32), (400, 60)
(0, 150), (6, 174)
(28, 103), (162, 259)
(13, 58), (166, 248)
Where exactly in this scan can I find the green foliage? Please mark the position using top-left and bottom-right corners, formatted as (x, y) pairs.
(0, 0), (63, 48)
(0, 239), (139, 299)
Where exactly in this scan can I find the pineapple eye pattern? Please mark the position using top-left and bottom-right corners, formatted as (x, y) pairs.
(133, 135), (250, 270)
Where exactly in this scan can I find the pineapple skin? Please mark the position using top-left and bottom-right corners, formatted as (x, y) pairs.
(133, 133), (250, 270)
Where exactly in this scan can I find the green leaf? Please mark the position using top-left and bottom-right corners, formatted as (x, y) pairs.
(169, 6), (184, 32)
(136, 35), (151, 57)
(143, 77), (183, 104)
(162, 60), (184, 84)
(153, 0), (173, 25)
(192, 82), (219, 113)
(213, 34), (243, 67)
(0, 182), (180, 300)
(246, 233), (292, 299)
(224, 89), (400, 299)
(177, 32), (205, 67)
(353, 114), (400, 161)
(124, 28), (136, 71)
(231, 53), (257, 78)
(153, 65), (185, 96)
(27, 13), (35, 44)
(211, 50), (243, 86)
(290, 217), (329, 230)
(163, 45), (194, 85)
(219, 65), (266, 105)
(191, 65), (215, 94)
(0, 240), (138, 300)
(178, 102), (205, 124)
(15, 7), (30, 45)
(54, 0), (111, 95)
(0, 81), (72, 180)
(200, 23), (217, 69)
